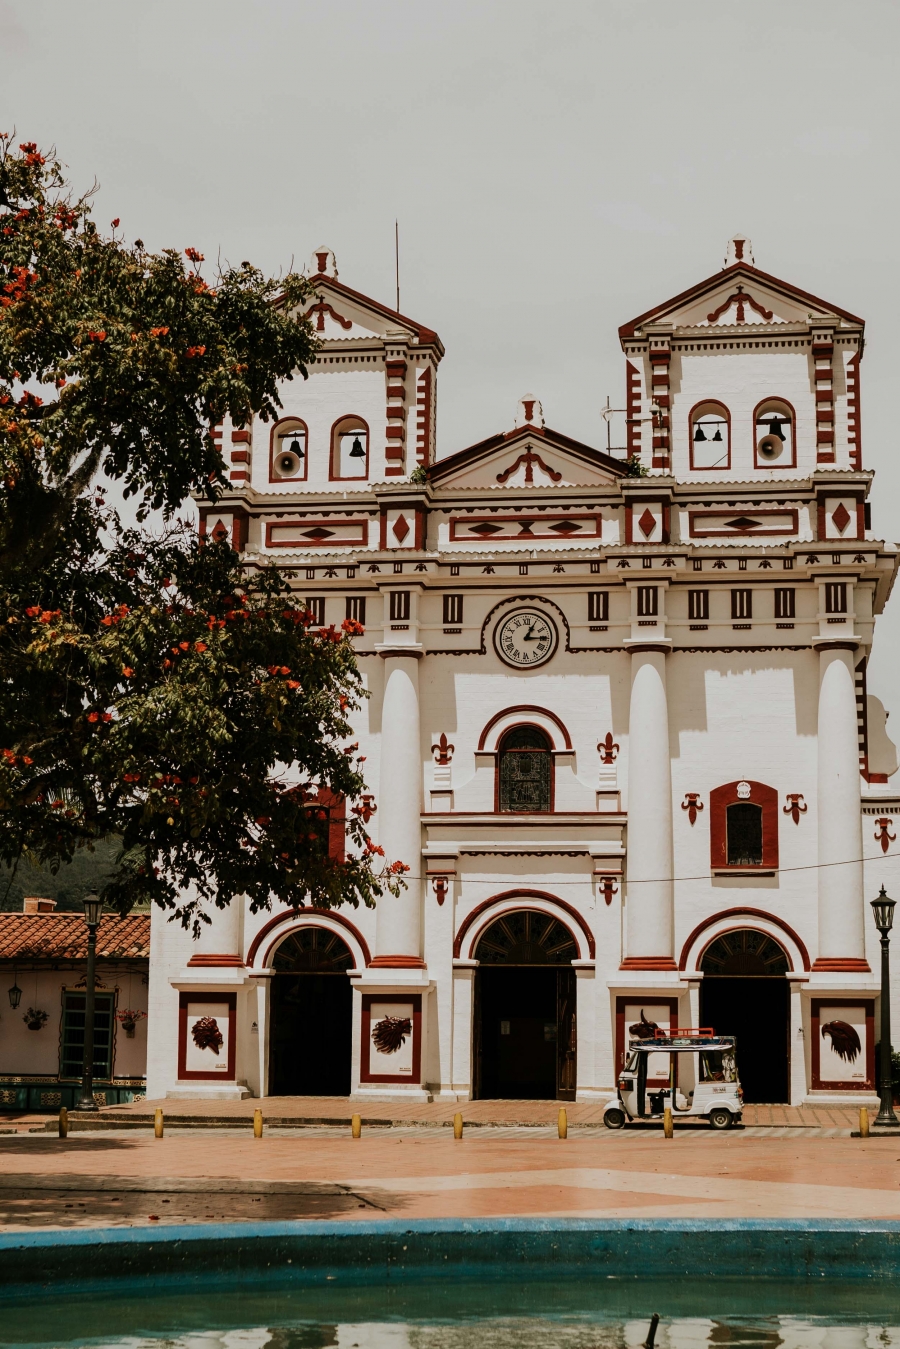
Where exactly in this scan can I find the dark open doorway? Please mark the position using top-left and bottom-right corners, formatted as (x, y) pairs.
(268, 928), (353, 1096)
(473, 910), (577, 1100)
(699, 930), (790, 1104)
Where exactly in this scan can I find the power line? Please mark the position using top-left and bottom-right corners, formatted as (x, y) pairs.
(395, 847), (900, 886)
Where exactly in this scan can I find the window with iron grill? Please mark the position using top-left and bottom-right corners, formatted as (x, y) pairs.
(825, 582), (848, 614)
(725, 802), (763, 866)
(498, 726), (552, 813)
(345, 597), (366, 625)
(774, 588), (795, 619)
(443, 594), (464, 625)
(636, 586), (658, 618)
(688, 590), (709, 621)
(389, 591), (410, 622)
(305, 597), (325, 625)
(61, 991), (114, 1080)
(731, 589), (752, 620)
(588, 592), (609, 623)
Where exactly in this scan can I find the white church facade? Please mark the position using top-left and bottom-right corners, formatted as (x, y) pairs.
(146, 239), (900, 1107)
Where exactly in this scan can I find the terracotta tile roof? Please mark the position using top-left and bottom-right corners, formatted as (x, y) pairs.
(0, 913), (150, 961)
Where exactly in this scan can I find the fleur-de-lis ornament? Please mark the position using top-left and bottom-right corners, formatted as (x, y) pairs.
(681, 793), (703, 825)
(432, 733), (454, 765)
(783, 793), (807, 825)
(598, 732), (619, 764)
(875, 817), (896, 854)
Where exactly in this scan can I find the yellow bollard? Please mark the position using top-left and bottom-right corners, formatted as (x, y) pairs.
(453, 1112), (464, 1140)
(351, 1113), (362, 1139)
(558, 1107), (567, 1139)
(859, 1106), (870, 1138)
(253, 1108), (263, 1138)
(663, 1107), (674, 1139)
(154, 1108), (164, 1139)
(58, 1107), (68, 1139)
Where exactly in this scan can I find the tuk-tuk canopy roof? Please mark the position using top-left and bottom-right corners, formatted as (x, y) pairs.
(631, 1035), (736, 1052)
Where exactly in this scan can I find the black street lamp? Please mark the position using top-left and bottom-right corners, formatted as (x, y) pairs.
(871, 886), (899, 1129)
(73, 892), (102, 1113)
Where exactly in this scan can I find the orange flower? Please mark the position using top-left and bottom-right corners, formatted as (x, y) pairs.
(150, 326), (169, 338)
(185, 345), (206, 358)
(285, 680), (300, 689)
(87, 712), (99, 723)
(122, 667), (134, 677)
(194, 641), (206, 653)
(22, 755), (33, 764)
(88, 330), (107, 342)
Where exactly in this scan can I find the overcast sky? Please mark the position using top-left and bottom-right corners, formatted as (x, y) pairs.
(3, 0), (899, 703)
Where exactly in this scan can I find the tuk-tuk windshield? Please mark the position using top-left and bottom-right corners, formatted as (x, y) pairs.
(700, 1049), (737, 1083)
(624, 1050), (639, 1072)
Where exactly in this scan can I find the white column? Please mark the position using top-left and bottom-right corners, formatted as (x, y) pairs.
(375, 654), (423, 961)
(625, 647), (674, 962)
(816, 645), (865, 963)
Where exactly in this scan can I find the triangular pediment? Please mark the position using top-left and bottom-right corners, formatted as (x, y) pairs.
(287, 275), (441, 347)
(430, 425), (626, 491)
(620, 262), (864, 338)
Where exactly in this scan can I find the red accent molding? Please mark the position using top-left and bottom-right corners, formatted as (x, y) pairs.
(368, 955), (426, 968)
(618, 956), (678, 970)
(264, 519), (370, 549)
(269, 416), (309, 484)
(811, 957), (871, 972)
(246, 907), (372, 970)
(678, 907), (811, 973)
(477, 705), (573, 751)
(706, 288), (773, 324)
(811, 998), (875, 1089)
(177, 992), (237, 1081)
(689, 400), (731, 472)
(710, 780), (779, 872)
(329, 415), (370, 482)
(626, 359), (642, 460)
(303, 300), (352, 332)
(360, 992), (421, 1084)
(186, 953), (245, 967)
(453, 889), (595, 960)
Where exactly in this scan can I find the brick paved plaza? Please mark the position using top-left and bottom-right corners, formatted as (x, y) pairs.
(0, 1097), (896, 1229)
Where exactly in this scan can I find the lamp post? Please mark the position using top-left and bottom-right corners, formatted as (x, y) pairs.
(74, 892), (102, 1113)
(871, 886), (899, 1128)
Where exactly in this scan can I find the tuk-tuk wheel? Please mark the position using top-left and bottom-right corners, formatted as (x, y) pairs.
(604, 1108), (626, 1130)
(708, 1108), (733, 1130)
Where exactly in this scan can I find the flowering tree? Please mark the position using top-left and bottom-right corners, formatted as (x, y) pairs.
(0, 136), (403, 931)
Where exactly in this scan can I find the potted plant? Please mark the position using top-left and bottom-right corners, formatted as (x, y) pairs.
(116, 1008), (146, 1039)
(23, 1008), (48, 1031)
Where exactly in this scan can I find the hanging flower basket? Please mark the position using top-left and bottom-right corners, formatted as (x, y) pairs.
(116, 1008), (147, 1039)
(23, 1008), (48, 1031)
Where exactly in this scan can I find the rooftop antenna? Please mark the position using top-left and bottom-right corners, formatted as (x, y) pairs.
(395, 220), (400, 313)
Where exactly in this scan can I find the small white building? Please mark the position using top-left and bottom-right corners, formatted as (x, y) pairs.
(147, 239), (900, 1107)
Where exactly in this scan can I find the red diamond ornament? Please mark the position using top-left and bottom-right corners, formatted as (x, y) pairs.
(392, 514), (410, 543)
(831, 502), (851, 534)
(638, 508), (657, 538)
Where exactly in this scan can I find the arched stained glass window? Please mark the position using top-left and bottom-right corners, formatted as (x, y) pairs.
(273, 927), (354, 973)
(498, 726), (552, 812)
(474, 910), (577, 965)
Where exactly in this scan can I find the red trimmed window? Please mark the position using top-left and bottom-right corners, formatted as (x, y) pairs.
(497, 726), (553, 813)
(301, 786), (346, 862)
(709, 780), (779, 872)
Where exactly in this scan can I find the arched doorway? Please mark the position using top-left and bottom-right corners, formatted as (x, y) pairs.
(268, 928), (353, 1095)
(473, 910), (577, 1101)
(699, 929), (790, 1103)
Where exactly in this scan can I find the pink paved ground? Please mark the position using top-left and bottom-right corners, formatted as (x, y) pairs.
(2, 1096), (866, 1130)
(0, 1125), (897, 1228)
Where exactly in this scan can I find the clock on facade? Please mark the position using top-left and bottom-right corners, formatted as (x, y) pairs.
(494, 609), (559, 668)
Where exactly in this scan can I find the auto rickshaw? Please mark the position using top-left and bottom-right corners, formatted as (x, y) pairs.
(603, 1028), (743, 1129)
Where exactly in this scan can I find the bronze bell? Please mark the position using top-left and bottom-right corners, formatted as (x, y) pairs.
(349, 436), (365, 458)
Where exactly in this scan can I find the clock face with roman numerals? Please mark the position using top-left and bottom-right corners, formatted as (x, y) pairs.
(494, 609), (559, 668)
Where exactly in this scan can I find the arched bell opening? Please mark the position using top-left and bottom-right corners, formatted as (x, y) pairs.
(472, 910), (577, 1102)
(268, 927), (353, 1095)
(699, 929), (790, 1104)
